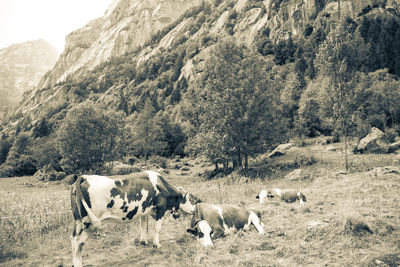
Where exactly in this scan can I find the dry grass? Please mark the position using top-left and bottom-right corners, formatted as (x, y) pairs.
(1, 139), (399, 266)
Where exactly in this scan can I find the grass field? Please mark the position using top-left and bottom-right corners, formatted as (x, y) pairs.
(0, 138), (399, 266)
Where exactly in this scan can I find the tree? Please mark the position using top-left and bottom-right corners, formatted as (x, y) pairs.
(315, 23), (369, 171)
(57, 103), (123, 173)
(185, 39), (283, 170)
(132, 99), (166, 165)
(0, 132), (36, 176)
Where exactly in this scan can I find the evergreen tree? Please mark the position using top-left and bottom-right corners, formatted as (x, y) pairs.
(133, 99), (166, 165)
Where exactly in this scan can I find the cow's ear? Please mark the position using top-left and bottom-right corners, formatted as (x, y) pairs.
(187, 228), (197, 236)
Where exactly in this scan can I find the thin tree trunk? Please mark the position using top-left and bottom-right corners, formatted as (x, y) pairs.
(344, 130), (349, 172)
(237, 148), (242, 170)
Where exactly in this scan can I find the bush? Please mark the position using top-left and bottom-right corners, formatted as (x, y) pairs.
(149, 156), (168, 169)
(0, 133), (37, 177)
(0, 138), (11, 165)
(383, 128), (398, 143)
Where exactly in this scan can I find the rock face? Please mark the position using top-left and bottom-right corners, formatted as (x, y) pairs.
(268, 143), (295, 158)
(37, 0), (211, 89)
(357, 127), (387, 153)
(0, 39), (58, 112)
(34, 165), (66, 181)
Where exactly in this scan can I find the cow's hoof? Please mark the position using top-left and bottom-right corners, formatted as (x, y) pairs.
(140, 241), (148, 246)
(153, 243), (161, 248)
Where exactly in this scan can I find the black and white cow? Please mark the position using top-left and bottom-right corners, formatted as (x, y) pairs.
(70, 170), (195, 267)
(186, 203), (265, 247)
(256, 188), (306, 204)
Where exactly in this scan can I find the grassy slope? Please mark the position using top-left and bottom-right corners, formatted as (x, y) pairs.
(1, 139), (399, 266)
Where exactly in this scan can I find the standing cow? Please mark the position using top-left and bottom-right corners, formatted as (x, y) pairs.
(186, 203), (265, 247)
(70, 170), (195, 267)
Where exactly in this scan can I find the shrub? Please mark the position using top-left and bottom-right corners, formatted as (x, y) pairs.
(149, 156), (168, 169)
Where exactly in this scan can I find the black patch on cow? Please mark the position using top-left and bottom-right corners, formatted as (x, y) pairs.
(120, 201), (127, 211)
(80, 180), (92, 209)
(83, 222), (91, 229)
(70, 176), (90, 220)
(123, 206), (128, 213)
(110, 174), (156, 207)
(107, 199), (114, 208)
(126, 206), (139, 220)
(72, 227), (77, 237)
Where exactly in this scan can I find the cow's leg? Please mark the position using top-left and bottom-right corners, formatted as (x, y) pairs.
(153, 217), (164, 248)
(71, 220), (90, 267)
(249, 211), (264, 235)
(139, 216), (149, 245)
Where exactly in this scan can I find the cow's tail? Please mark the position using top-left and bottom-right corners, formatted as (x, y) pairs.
(72, 175), (103, 229)
(80, 196), (103, 229)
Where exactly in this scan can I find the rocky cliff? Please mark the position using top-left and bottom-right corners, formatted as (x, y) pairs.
(0, 39), (58, 106)
(37, 0), (211, 89)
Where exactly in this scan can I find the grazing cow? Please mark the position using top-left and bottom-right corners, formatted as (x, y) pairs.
(186, 203), (265, 247)
(256, 188), (306, 204)
(70, 170), (195, 267)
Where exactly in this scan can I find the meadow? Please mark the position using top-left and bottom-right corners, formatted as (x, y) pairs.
(0, 138), (399, 266)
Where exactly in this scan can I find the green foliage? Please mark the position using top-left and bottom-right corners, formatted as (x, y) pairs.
(57, 103), (123, 173)
(0, 133), (37, 177)
(359, 15), (400, 76)
(184, 39), (284, 170)
(32, 118), (51, 138)
(225, 10), (238, 35)
(0, 137), (11, 165)
(314, 22), (370, 170)
(131, 100), (167, 164)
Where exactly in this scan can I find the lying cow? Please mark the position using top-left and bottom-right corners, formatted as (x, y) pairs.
(256, 188), (306, 204)
(70, 170), (195, 267)
(186, 203), (265, 247)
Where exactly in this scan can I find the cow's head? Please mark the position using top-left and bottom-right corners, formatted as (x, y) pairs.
(296, 192), (306, 204)
(169, 187), (196, 219)
(187, 220), (214, 247)
(256, 189), (270, 204)
(176, 187), (196, 215)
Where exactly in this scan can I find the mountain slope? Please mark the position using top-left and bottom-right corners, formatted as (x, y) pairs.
(0, 39), (58, 115)
(2, 0), (400, 135)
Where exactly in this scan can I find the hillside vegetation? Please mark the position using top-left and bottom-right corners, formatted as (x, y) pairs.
(1, 0), (400, 177)
(0, 139), (399, 266)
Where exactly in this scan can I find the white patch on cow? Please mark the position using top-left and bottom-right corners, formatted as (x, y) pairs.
(85, 175), (116, 219)
(249, 211), (264, 235)
(180, 194), (195, 214)
(297, 192), (305, 205)
(84, 174), (155, 224)
(211, 204), (236, 234)
(145, 170), (160, 195)
(273, 188), (282, 197)
(197, 220), (214, 247)
(258, 190), (268, 204)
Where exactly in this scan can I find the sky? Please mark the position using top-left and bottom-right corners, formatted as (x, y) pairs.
(0, 0), (113, 54)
